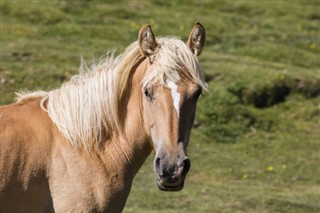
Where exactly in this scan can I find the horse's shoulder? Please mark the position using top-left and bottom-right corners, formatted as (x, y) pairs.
(0, 99), (55, 181)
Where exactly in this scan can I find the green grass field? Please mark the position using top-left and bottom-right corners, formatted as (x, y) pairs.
(1, 1), (319, 212)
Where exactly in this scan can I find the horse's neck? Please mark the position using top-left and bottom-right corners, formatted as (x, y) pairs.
(101, 58), (152, 175)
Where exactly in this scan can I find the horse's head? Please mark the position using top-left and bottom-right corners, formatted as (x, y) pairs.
(138, 23), (206, 191)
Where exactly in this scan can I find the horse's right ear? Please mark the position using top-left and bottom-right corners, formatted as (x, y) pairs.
(138, 24), (158, 56)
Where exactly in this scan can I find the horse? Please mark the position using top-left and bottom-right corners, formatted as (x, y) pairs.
(0, 22), (206, 212)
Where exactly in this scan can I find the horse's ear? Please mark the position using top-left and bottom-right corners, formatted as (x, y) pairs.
(138, 24), (158, 56)
(187, 22), (206, 56)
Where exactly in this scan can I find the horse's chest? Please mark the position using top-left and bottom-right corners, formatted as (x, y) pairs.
(48, 156), (132, 212)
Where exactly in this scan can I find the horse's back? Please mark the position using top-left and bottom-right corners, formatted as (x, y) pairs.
(0, 98), (54, 212)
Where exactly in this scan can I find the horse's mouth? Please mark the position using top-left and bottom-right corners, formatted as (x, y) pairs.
(156, 180), (184, 191)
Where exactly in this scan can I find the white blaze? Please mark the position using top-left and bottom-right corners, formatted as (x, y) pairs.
(166, 79), (180, 118)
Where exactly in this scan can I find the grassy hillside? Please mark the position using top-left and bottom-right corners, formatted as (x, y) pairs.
(1, 1), (319, 212)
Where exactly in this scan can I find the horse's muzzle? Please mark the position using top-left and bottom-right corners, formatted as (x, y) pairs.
(154, 157), (191, 191)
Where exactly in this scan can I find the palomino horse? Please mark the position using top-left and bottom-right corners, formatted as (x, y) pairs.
(0, 22), (206, 212)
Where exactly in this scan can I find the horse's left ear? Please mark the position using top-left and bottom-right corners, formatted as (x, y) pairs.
(187, 22), (206, 56)
(138, 24), (158, 56)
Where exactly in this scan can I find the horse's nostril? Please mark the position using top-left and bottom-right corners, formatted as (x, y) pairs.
(155, 157), (161, 175)
(182, 158), (191, 175)
(155, 157), (161, 168)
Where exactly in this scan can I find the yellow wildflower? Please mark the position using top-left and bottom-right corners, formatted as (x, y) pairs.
(310, 43), (316, 49)
(266, 166), (274, 172)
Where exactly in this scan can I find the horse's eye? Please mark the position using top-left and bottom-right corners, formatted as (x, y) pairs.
(144, 87), (153, 101)
(144, 88), (149, 97)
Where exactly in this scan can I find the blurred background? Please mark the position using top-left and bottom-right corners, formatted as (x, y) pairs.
(1, 1), (319, 212)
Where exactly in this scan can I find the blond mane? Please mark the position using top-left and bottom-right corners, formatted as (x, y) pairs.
(16, 37), (206, 150)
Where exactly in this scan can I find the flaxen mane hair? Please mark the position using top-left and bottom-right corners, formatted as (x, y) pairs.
(16, 37), (207, 150)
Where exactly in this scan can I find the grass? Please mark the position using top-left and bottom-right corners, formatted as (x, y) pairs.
(1, 1), (319, 212)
